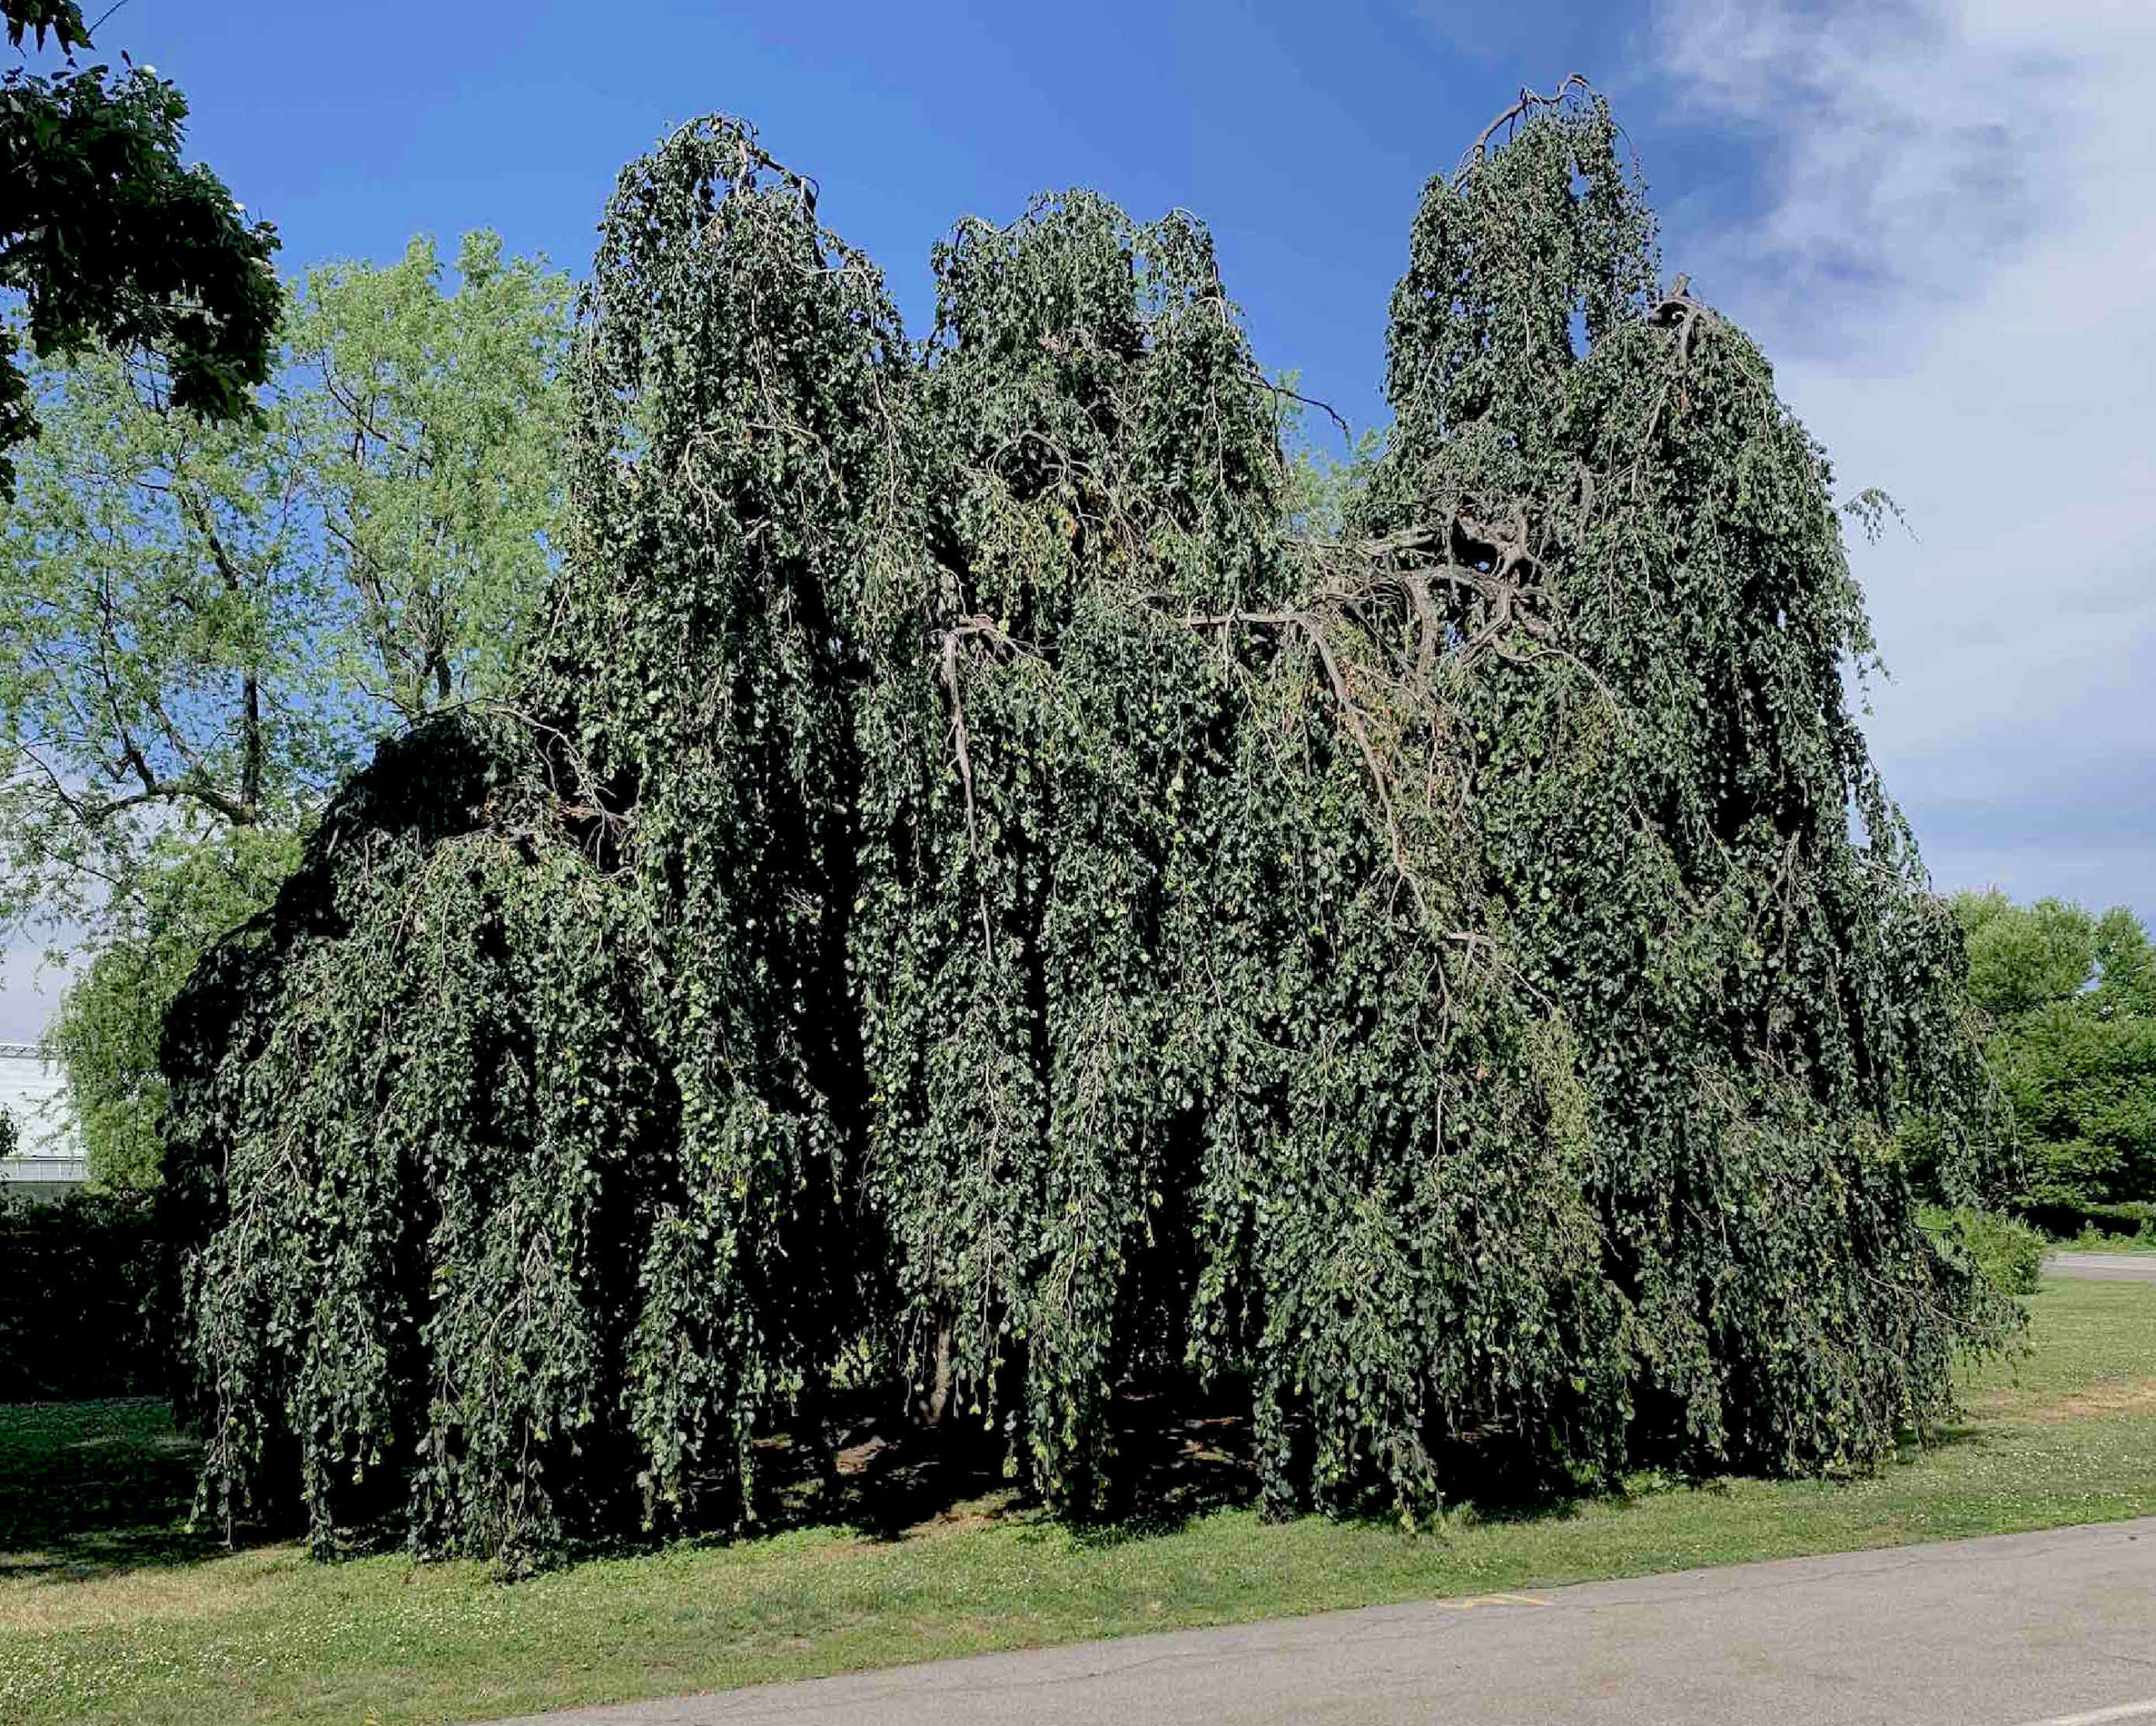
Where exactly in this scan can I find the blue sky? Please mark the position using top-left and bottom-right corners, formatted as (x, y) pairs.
(113, 0), (1671, 430)
(3, 0), (2151, 1034)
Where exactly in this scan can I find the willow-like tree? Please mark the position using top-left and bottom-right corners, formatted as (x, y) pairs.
(164, 87), (2015, 1566)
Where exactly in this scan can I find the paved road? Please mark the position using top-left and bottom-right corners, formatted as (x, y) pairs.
(500, 1518), (2156, 1726)
(2050, 1253), (2156, 1284)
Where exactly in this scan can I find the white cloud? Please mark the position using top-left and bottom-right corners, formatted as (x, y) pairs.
(1652, 0), (2156, 914)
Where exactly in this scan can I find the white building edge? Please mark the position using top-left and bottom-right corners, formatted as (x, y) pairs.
(0, 1040), (86, 1199)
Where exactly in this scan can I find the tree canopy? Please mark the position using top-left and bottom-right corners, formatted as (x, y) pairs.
(1953, 890), (2156, 1221)
(163, 89), (2017, 1567)
(6, 232), (571, 1188)
(2, 0), (280, 496)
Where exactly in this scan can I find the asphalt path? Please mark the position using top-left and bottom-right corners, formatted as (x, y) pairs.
(2049, 1253), (2156, 1283)
(499, 1518), (2156, 1726)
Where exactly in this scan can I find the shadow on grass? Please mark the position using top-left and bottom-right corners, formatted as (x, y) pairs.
(1903, 1420), (1993, 1456)
(0, 1388), (2020, 1588)
(795, 1382), (1268, 1551)
(767, 1385), (1705, 1554)
(2, 1388), (1261, 1585)
(0, 1398), (223, 1583)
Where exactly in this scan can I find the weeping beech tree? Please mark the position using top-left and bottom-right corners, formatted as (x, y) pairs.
(163, 87), (2015, 1564)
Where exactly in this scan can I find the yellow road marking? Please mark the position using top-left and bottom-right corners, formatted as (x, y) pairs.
(1433, 1592), (1550, 1609)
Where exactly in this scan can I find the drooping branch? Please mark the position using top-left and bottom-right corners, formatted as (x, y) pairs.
(1252, 376), (1353, 440)
(1454, 73), (1594, 184)
(1182, 601), (1412, 879)
(1646, 275), (1716, 363)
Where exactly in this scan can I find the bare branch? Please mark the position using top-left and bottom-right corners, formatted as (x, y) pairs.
(1454, 74), (1594, 184)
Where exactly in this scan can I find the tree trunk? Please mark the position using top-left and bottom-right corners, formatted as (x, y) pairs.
(918, 1312), (956, 1428)
(239, 668), (264, 820)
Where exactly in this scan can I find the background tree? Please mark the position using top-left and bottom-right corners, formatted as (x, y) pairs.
(2, 0), (280, 496)
(42, 828), (297, 1188)
(2, 232), (570, 1187)
(1955, 890), (2156, 1223)
(0, 347), (345, 939)
(287, 232), (571, 719)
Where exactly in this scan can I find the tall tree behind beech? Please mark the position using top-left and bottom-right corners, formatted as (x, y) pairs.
(9, 234), (571, 1188)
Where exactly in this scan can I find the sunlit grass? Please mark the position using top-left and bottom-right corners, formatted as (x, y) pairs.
(3, 1280), (2153, 1726)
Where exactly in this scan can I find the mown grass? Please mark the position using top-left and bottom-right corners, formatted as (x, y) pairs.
(2054, 1227), (2156, 1254)
(4, 1279), (2154, 1726)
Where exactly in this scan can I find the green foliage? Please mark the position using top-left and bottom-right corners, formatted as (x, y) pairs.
(165, 94), (2017, 1564)
(853, 190), (1303, 1509)
(43, 829), (298, 1189)
(1340, 83), (2013, 1480)
(0, 230), (572, 944)
(1951, 891), (2156, 1219)
(168, 127), (905, 1563)
(1275, 373), (1381, 541)
(0, 348), (344, 938)
(5, 1), (91, 53)
(286, 231), (572, 719)
(2049, 1206), (2156, 1249)
(162, 718), (670, 1561)
(1, 0), (280, 496)
(1922, 1205), (2045, 1296)
(1999, 1005), (2156, 1209)
(2095, 906), (2156, 1017)
(1960, 890), (2102, 1018)
(0, 1185), (164, 1399)
(3, 231), (571, 1192)
(527, 118), (907, 1547)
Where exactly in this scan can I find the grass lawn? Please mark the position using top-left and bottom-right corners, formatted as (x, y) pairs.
(2054, 1229), (2156, 1254)
(4, 1278), (2154, 1726)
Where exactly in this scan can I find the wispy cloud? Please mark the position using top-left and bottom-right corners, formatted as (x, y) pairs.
(1651, 0), (2071, 339)
(1651, 0), (2156, 914)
